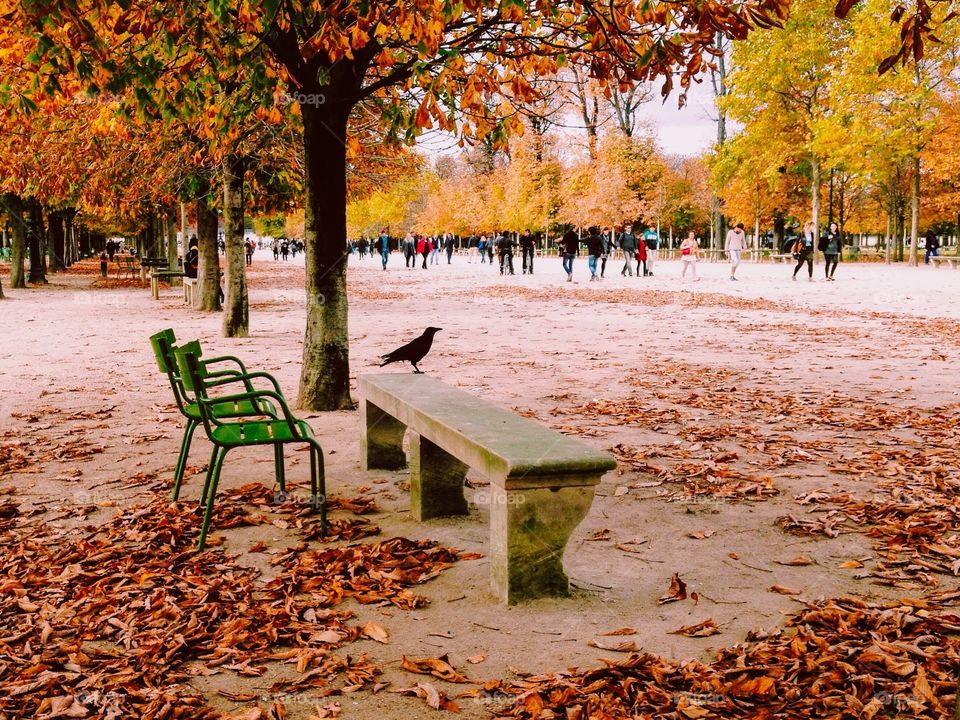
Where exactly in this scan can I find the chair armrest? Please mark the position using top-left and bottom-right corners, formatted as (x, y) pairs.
(206, 370), (283, 395)
(202, 355), (249, 374)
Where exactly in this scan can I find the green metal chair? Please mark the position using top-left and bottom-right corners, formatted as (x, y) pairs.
(175, 345), (326, 550)
(149, 329), (282, 500)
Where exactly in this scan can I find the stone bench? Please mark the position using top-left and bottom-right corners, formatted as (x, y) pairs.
(931, 256), (959, 268)
(182, 277), (197, 304)
(770, 253), (794, 263)
(359, 373), (616, 604)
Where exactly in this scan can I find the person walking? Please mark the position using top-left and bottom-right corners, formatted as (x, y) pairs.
(618, 223), (638, 276)
(417, 235), (430, 269)
(358, 237), (368, 259)
(924, 230), (940, 264)
(642, 225), (659, 276)
(822, 222), (842, 280)
(403, 232), (416, 268)
(429, 236), (440, 265)
(520, 230), (535, 275)
(792, 220), (816, 282)
(585, 227), (604, 281)
(635, 235), (647, 277)
(680, 230), (700, 281)
(271, 238), (280, 260)
(280, 239), (289, 261)
(560, 226), (579, 281)
(478, 234), (487, 264)
(497, 231), (515, 275)
(444, 233), (455, 263)
(725, 222), (746, 281)
(600, 228), (613, 278)
(376, 230), (389, 270)
(244, 238), (254, 266)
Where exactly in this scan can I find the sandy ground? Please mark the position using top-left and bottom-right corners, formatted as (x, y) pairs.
(1, 249), (958, 718)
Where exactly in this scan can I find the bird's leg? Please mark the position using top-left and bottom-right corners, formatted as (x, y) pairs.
(412, 363), (423, 374)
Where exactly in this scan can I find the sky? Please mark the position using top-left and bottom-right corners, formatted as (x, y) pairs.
(637, 79), (721, 156)
(416, 76), (725, 161)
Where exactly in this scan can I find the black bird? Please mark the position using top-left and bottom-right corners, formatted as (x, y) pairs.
(379, 327), (441, 374)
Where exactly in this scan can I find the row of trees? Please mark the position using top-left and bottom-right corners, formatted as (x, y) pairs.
(0, 0), (953, 408)
(346, 130), (711, 244)
(712, 0), (960, 263)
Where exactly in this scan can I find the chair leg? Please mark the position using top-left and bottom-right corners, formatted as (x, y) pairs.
(310, 442), (326, 531)
(200, 445), (220, 507)
(274, 443), (285, 492)
(172, 420), (198, 501)
(198, 446), (228, 551)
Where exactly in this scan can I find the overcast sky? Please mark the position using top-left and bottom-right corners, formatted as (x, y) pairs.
(637, 79), (720, 156)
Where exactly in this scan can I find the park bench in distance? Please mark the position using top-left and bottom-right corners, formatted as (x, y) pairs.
(930, 256), (959, 268)
(359, 374), (616, 604)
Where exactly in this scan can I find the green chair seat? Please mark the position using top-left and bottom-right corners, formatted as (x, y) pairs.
(184, 397), (277, 421)
(211, 418), (315, 445)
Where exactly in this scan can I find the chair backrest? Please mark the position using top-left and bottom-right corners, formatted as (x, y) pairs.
(149, 329), (177, 374)
(175, 340), (206, 394)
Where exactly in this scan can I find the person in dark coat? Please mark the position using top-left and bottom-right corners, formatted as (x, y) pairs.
(585, 227), (604, 281)
(560, 227), (579, 281)
(924, 230), (940, 264)
(520, 230), (535, 275)
(617, 224), (638, 277)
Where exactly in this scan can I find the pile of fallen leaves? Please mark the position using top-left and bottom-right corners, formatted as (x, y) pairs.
(0, 485), (471, 718)
(490, 597), (960, 719)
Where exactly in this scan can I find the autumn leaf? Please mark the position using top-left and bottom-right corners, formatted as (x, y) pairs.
(669, 619), (721, 637)
(361, 621), (389, 644)
(769, 584), (801, 595)
(658, 573), (688, 604)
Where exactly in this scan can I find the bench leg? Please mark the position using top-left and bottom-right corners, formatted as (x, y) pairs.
(409, 432), (469, 520)
(489, 482), (596, 604)
(360, 400), (407, 470)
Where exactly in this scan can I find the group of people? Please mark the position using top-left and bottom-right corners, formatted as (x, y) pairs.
(555, 224), (660, 282)
(786, 221), (844, 282)
(268, 237), (303, 261)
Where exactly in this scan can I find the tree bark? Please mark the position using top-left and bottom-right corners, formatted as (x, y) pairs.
(222, 154), (248, 337)
(908, 155), (920, 267)
(48, 210), (65, 272)
(28, 199), (47, 284)
(165, 208), (180, 284)
(194, 192), (221, 311)
(298, 102), (353, 411)
(810, 155), (821, 265)
(6, 195), (27, 288)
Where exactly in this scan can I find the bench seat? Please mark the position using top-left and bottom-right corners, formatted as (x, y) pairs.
(359, 373), (616, 604)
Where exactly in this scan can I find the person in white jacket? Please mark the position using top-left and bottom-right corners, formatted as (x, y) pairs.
(725, 222), (746, 281)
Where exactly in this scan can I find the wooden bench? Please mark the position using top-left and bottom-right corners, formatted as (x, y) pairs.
(150, 270), (186, 299)
(931, 256), (959, 268)
(359, 374), (616, 604)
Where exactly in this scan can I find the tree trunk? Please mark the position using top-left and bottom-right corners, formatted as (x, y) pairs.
(48, 210), (65, 272)
(6, 195), (27, 288)
(166, 208), (180, 284)
(222, 154), (248, 338)
(64, 211), (76, 266)
(180, 200), (188, 256)
(194, 192), (221, 311)
(908, 155), (920, 267)
(810, 155), (821, 265)
(298, 103), (353, 411)
(28, 200), (47, 284)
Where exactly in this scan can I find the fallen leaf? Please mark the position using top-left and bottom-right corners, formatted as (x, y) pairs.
(769, 584), (801, 595)
(658, 573), (688, 605)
